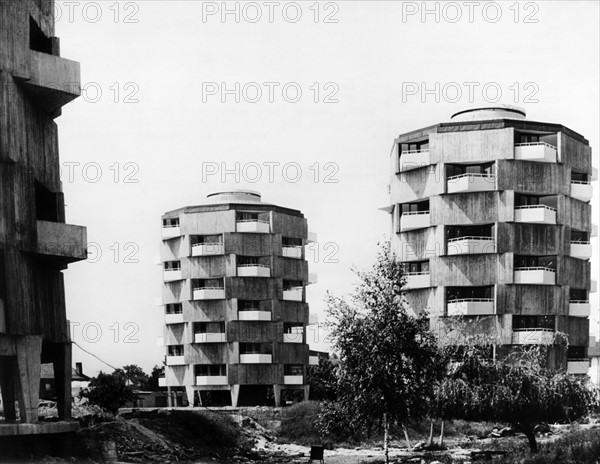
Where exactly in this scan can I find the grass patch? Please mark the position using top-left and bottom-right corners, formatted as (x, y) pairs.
(278, 401), (322, 446)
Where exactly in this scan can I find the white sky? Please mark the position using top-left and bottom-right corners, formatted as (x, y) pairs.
(53, 1), (599, 376)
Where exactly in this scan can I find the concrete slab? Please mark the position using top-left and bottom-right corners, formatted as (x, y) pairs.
(0, 421), (78, 436)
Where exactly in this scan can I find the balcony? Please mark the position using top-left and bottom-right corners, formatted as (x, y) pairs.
(514, 142), (557, 163)
(399, 150), (430, 172)
(21, 50), (81, 115)
(514, 205), (556, 224)
(570, 241), (592, 260)
(283, 333), (303, 343)
(240, 354), (272, 364)
(196, 376), (228, 386)
(165, 313), (184, 324)
(404, 272), (430, 289)
(283, 288), (303, 301)
(512, 329), (554, 344)
(238, 310), (271, 321)
(195, 333), (226, 343)
(309, 355), (319, 366)
(514, 267), (556, 285)
(283, 246), (302, 259)
(284, 375), (304, 385)
(447, 237), (495, 255)
(36, 220), (87, 263)
(237, 264), (271, 277)
(400, 211), (430, 231)
(569, 301), (591, 318)
(236, 220), (270, 233)
(193, 288), (225, 300)
(164, 269), (183, 282)
(162, 226), (181, 240)
(166, 355), (186, 366)
(567, 359), (589, 375)
(192, 243), (224, 257)
(447, 173), (495, 194)
(447, 299), (494, 316)
(571, 181), (593, 202)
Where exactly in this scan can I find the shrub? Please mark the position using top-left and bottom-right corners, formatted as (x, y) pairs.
(278, 401), (322, 445)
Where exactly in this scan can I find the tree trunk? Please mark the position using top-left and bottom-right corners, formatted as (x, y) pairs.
(383, 413), (390, 464)
(516, 422), (538, 453)
(428, 421), (434, 446)
(438, 420), (445, 448)
(402, 423), (412, 451)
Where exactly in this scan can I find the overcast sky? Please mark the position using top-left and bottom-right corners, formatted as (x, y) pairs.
(53, 0), (599, 376)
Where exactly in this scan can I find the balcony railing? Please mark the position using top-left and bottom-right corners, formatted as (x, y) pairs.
(404, 271), (430, 289)
(398, 149), (430, 172)
(447, 298), (494, 316)
(571, 181), (593, 202)
(400, 211), (430, 232)
(193, 287), (225, 300)
(284, 375), (304, 385)
(512, 328), (554, 345)
(514, 142), (557, 163)
(237, 264), (271, 277)
(238, 310), (271, 321)
(236, 219), (270, 233)
(165, 313), (184, 324)
(196, 376), (228, 386)
(166, 355), (186, 366)
(514, 205), (556, 224)
(567, 359), (589, 375)
(192, 243), (224, 257)
(195, 333), (226, 343)
(514, 267), (556, 285)
(447, 173), (495, 194)
(569, 300), (591, 317)
(163, 269), (183, 282)
(240, 353), (272, 364)
(162, 225), (181, 240)
(283, 333), (303, 343)
(283, 287), (303, 301)
(570, 241), (592, 260)
(447, 236), (495, 255)
(282, 246), (303, 259)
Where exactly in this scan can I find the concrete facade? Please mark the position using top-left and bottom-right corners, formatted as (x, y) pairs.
(0, 0), (86, 422)
(159, 191), (312, 406)
(388, 106), (596, 372)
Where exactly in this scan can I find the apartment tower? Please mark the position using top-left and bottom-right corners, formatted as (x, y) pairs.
(0, 0), (86, 423)
(389, 105), (596, 372)
(159, 191), (312, 406)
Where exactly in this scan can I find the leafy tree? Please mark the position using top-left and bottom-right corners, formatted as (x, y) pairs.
(433, 343), (595, 453)
(307, 355), (338, 402)
(147, 365), (165, 391)
(79, 370), (135, 415)
(115, 364), (150, 389)
(323, 242), (444, 463)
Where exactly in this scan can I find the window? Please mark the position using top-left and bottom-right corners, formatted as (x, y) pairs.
(515, 133), (540, 144)
(283, 280), (303, 291)
(238, 300), (261, 310)
(194, 322), (225, 334)
(164, 261), (181, 271)
(195, 364), (226, 377)
(572, 172), (589, 183)
(35, 182), (60, 222)
(193, 278), (224, 289)
(283, 237), (303, 247)
(168, 345), (184, 356)
(571, 230), (590, 243)
(401, 200), (430, 214)
(567, 346), (587, 360)
(284, 323), (304, 334)
(570, 288), (588, 302)
(237, 256), (261, 266)
(514, 194), (557, 209)
(446, 224), (494, 240)
(284, 365), (303, 376)
(29, 17), (53, 54)
(191, 234), (222, 245)
(166, 303), (182, 314)
(405, 260), (429, 275)
(240, 343), (271, 355)
(446, 162), (495, 179)
(514, 255), (556, 270)
(399, 140), (429, 154)
(446, 286), (493, 301)
(163, 218), (179, 228)
(512, 316), (554, 330)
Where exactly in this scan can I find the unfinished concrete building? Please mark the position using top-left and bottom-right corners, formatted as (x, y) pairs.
(388, 106), (596, 372)
(159, 191), (314, 406)
(1, 0), (86, 426)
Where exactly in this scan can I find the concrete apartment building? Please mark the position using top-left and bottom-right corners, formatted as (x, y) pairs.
(158, 191), (315, 406)
(388, 105), (596, 372)
(0, 0), (86, 425)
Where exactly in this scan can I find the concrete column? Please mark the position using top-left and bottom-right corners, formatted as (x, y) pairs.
(303, 385), (310, 402)
(185, 386), (196, 407)
(273, 384), (282, 407)
(53, 342), (72, 420)
(0, 357), (17, 420)
(230, 384), (240, 407)
(15, 335), (42, 423)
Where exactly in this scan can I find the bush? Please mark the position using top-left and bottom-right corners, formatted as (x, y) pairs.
(278, 401), (322, 446)
(79, 371), (134, 415)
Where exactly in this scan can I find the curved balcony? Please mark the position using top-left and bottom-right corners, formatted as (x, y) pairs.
(570, 241), (592, 260)
(514, 267), (556, 285)
(398, 149), (430, 172)
(192, 243), (224, 257)
(237, 264), (271, 277)
(569, 301), (591, 318)
(162, 226), (181, 240)
(240, 354), (272, 364)
(514, 205), (556, 224)
(283, 333), (303, 343)
(283, 287), (303, 301)
(567, 359), (589, 375)
(514, 142), (557, 163)
(447, 236), (495, 255)
(284, 375), (304, 385)
(283, 246), (303, 259)
(447, 173), (495, 194)
(512, 328), (554, 344)
(238, 310), (271, 321)
(571, 181), (593, 202)
(447, 298), (494, 316)
(166, 355), (186, 366)
(400, 211), (430, 231)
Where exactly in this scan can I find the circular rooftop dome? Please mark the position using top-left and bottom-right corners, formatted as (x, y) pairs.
(451, 105), (526, 122)
(205, 190), (262, 204)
